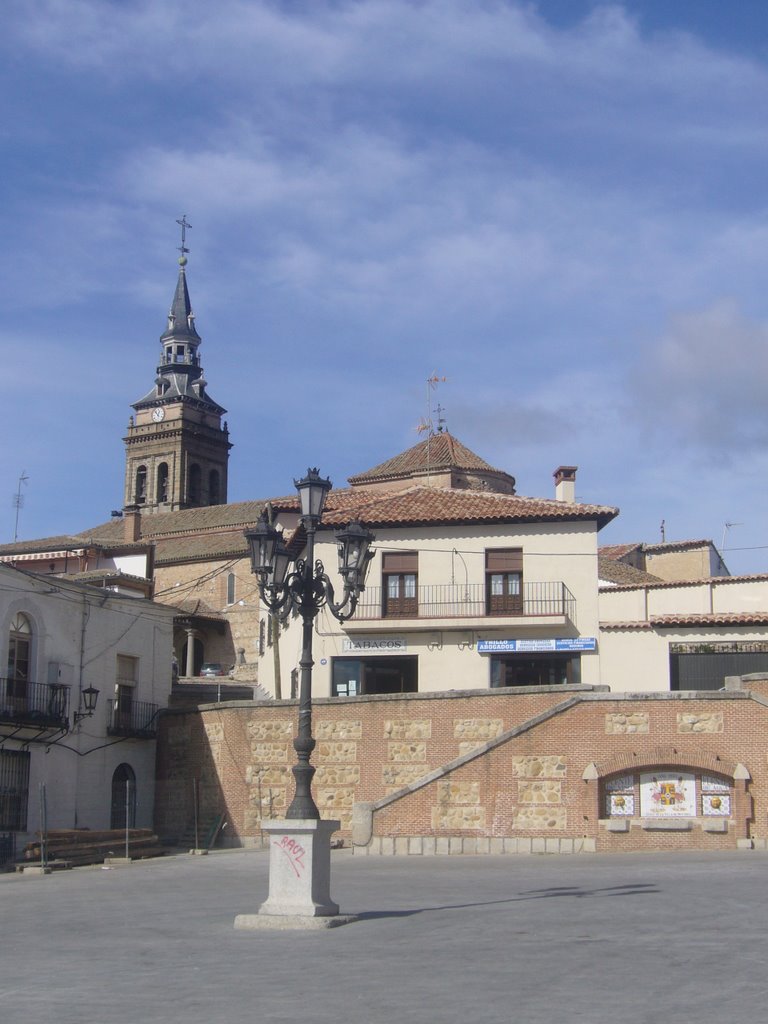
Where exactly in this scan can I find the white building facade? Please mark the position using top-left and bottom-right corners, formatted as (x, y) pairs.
(599, 574), (768, 692)
(257, 454), (617, 698)
(0, 563), (175, 863)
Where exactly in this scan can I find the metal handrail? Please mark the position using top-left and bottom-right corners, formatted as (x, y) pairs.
(354, 580), (577, 623)
(106, 698), (159, 738)
(0, 678), (71, 726)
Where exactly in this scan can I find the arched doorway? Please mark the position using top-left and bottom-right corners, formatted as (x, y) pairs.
(111, 764), (137, 830)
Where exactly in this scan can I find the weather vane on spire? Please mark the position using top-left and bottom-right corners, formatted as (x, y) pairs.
(176, 214), (192, 260)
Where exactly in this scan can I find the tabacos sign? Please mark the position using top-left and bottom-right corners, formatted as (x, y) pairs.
(342, 637), (407, 653)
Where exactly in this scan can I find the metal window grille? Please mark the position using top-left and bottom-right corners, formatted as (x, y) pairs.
(0, 749), (31, 831)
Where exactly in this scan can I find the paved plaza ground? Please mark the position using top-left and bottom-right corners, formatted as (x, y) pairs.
(2, 846), (767, 1024)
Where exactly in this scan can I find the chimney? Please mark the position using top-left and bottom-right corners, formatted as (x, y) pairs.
(554, 466), (578, 503)
(123, 504), (142, 542)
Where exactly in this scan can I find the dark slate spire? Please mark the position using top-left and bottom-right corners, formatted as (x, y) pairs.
(131, 230), (225, 416)
(160, 255), (202, 347)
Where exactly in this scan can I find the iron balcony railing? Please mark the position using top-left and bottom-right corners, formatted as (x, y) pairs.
(107, 698), (160, 739)
(354, 581), (577, 623)
(0, 678), (71, 728)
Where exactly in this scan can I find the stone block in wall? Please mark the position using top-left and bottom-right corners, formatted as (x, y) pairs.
(315, 765), (360, 786)
(203, 722), (224, 741)
(317, 741), (358, 762)
(453, 719), (504, 742)
(315, 719), (363, 741)
(317, 788), (355, 812)
(250, 741), (290, 762)
(514, 806), (567, 830)
(388, 742), (427, 762)
(431, 806), (486, 830)
(382, 765), (428, 787)
(247, 719), (293, 741)
(605, 712), (649, 735)
(518, 780), (562, 804)
(436, 780), (480, 805)
(243, 808), (262, 832)
(249, 786), (287, 813)
(512, 756), (566, 779)
(384, 719), (432, 740)
(245, 765), (290, 785)
(677, 712), (723, 734)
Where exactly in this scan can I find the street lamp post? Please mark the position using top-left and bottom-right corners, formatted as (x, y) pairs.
(236, 468), (374, 928)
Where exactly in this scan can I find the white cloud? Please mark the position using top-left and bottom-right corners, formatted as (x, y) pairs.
(630, 301), (768, 452)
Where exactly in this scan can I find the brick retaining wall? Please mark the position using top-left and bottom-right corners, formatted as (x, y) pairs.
(154, 678), (768, 853)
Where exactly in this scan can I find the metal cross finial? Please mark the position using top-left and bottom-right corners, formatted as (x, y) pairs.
(176, 215), (192, 256)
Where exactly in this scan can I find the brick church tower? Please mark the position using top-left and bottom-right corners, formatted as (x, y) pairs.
(123, 225), (231, 513)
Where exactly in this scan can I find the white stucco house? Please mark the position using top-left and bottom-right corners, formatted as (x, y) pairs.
(256, 436), (618, 698)
(0, 561), (175, 864)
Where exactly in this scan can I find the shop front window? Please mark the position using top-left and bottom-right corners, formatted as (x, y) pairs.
(332, 656), (418, 696)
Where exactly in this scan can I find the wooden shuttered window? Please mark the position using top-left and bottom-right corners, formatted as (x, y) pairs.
(383, 552), (418, 617)
(486, 548), (523, 615)
(485, 549), (523, 573)
(382, 552), (419, 573)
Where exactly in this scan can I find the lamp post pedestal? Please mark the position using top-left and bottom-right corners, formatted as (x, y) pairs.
(234, 819), (358, 931)
(238, 471), (374, 932)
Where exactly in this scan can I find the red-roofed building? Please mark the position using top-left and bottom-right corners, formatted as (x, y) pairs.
(255, 450), (617, 696)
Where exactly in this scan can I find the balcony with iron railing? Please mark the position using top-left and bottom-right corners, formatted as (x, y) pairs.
(107, 698), (160, 739)
(346, 580), (577, 632)
(0, 678), (71, 730)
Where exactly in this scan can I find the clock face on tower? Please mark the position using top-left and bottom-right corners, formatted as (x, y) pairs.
(152, 407), (166, 423)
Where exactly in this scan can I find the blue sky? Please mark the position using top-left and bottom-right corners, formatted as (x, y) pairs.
(1, 0), (767, 574)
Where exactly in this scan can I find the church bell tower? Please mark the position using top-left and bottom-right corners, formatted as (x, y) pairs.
(123, 218), (231, 513)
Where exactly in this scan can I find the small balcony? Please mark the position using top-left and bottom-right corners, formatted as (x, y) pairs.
(107, 698), (159, 739)
(0, 678), (71, 730)
(347, 581), (577, 632)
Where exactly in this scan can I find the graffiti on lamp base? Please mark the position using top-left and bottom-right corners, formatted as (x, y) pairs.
(276, 835), (307, 878)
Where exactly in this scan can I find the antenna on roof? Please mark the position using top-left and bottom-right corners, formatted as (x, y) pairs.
(425, 373), (447, 487)
(12, 471), (29, 542)
(721, 521), (742, 551)
(660, 519), (666, 543)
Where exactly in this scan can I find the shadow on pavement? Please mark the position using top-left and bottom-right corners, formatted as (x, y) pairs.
(355, 881), (658, 920)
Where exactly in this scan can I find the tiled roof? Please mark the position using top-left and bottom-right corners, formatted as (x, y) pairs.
(319, 484), (618, 529)
(599, 543), (642, 561)
(152, 532), (251, 565)
(600, 611), (768, 630)
(6, 473), (617, 572)
(348, 432), (512, 485)
(650, 612), (768, 627)
(642, 539), (713, 554)
(69, 569), (149, 584)
(598, 558), (662, 586)
(599, 621), (654, 631)
(80, 498), (280, 542)
(89, 483), (616, 548)
(166, 597), (227, 622)
(600, 572), (768, 593)
(0, 534), (104, 556)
